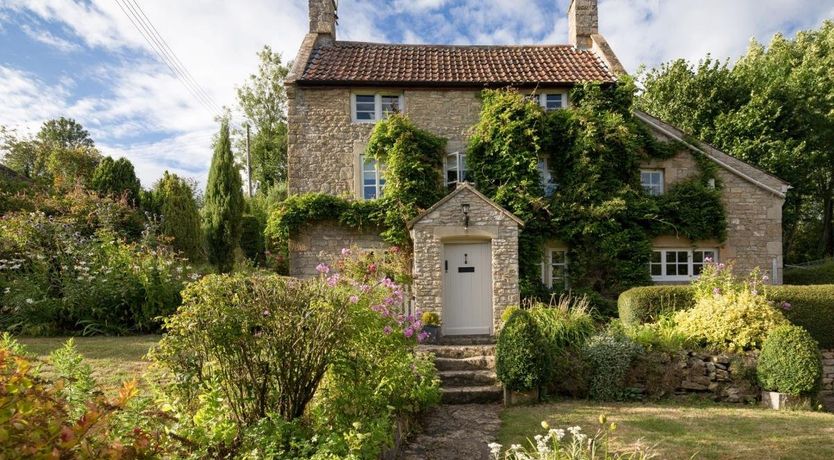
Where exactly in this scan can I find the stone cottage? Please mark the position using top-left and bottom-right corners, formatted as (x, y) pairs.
(285, 0), (790, 336)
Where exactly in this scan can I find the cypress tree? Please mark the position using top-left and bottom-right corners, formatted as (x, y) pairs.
(91, 156), (142, 205)
(203, 120), (243, 272)
(155, 171), (205, 262)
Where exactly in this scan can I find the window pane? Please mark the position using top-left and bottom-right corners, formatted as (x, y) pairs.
(651, 251), (662, 263)
(551, 250), (566, 264)
(641, 170), (663, 196)
(665, 251), (677, 264)
(363, 186), (376, 200)
(355, 95), (375, 120)
(545, 94), (563, 110)
(651, 264), (662, 276)
(381, 96), (400, 115)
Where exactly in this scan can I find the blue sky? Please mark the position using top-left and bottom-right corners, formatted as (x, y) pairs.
(1, 0), (833, 188)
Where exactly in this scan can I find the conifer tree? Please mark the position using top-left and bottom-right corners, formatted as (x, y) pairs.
(203, 120), (243, 272)
(91, 156), (141, 205)
(155, 171), (204, 262)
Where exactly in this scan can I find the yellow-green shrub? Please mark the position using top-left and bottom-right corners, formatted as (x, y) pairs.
(757, 325), (822, 396)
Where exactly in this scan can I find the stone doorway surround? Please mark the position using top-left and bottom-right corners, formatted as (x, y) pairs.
(408, 183), (523, 335)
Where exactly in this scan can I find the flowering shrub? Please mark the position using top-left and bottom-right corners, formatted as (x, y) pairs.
(489, 417), (657, 460)
(0, 211), (199, 335)
(674, 261), (787, 351)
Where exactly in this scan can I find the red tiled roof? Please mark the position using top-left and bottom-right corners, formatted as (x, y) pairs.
(298, 41), (616, 86)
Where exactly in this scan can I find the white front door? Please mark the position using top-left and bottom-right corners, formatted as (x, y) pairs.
(442, 242), (492, 335)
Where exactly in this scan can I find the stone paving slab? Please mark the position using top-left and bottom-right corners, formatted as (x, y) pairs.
(399, 404), (501, 460)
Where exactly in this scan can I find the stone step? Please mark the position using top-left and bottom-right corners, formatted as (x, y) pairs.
(419, 344), (496, 359)
(435, 355), (495, 372)
(441, 385), (503, 404)
(440, 370), (498, 387)
(436, 335), (496, 346)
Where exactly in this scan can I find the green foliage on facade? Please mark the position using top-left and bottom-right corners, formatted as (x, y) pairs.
(154, 171), (205, 262)
(91, 156), (141, 205)
(366, 113), (447, 245)
(467, 78), (727, 300)
(203, 120), (244, 273)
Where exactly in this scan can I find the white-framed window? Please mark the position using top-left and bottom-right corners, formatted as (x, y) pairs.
(352, 93), (404, 122)
(641, 169), (664, 196)
(528, 92), (568, 111)
(650, 248), (717, 282)
(548, 249), (569, 289)
(360, 154), (385, 199)
(445, 152), (469, 189)
(537, 156), (556, 197)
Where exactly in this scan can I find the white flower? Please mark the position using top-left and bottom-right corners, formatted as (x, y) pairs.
(549, 428), (565, 441)
(488, 442), (502, 456)
(575, 433), (587, 444)
(568, 426), (582, 436)
(25, 298), (34, 304)
(3, 287), (10, 295)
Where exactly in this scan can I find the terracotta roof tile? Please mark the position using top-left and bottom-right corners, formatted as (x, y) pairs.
(298, 41), (615, 86)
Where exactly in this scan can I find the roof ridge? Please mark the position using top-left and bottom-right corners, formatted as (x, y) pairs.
(333, 40), (579, 50)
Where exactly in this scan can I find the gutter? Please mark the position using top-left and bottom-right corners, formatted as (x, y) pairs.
(633, 111), (789, 199)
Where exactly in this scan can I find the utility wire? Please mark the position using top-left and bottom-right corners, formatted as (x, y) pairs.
(126, 0), (222, 113)
(113, 0), (221, 117)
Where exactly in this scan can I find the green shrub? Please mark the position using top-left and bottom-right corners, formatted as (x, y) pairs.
(617, 285), (694, 327)
(757, 325), (822, 396)
(674, 288), (788, 352)
(496, 309), (547, 392)
(784, 260), (834, 285)
(582, 331), (643, 400)
(239, 214), (265, 263)
(421, 311), (440, 326)
(626, 314), (696, 352)
(769, 285), (834, 348)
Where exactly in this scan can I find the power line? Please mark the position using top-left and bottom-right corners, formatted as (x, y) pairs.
(112, 0), (221, 117)
(126, 0), (222, 113)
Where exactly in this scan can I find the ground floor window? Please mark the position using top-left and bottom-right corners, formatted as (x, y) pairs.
(650, 248), (717, 282)
(542, 249), (568, 289)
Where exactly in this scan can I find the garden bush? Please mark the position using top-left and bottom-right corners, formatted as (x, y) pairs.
(784, 260), (834, 285)
(757, 325), (823, 396)
(617, 285), (694, 327)
(496, 308), (548, 392)
(768, 284), (834, 348)
(582, 330), (643, 400)
(0, 212), (197, 335)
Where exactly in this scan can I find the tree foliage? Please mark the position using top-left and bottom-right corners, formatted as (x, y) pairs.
(236, 45), (290, 193)
(154, 171), (205, 262)
(638, 21), (834, 261)
(91, 156), (142, 205)
(203, 120), (244, 273)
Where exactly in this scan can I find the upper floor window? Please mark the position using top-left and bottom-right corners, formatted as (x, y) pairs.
(352, 93), (404, 122)
(445, 152), (469, 190)
(528, 92), (568, 111)
(650, 248), (717, 282)
(641, 169), (664, 196)
(360, 154), (385, 199)
(538, 157), (556, 197)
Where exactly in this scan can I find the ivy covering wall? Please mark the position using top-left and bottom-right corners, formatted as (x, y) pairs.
(267, 78), (727, 306)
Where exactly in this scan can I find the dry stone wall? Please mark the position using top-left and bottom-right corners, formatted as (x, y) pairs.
(289, 220), (387, 277)
(823, 349), (834, 393)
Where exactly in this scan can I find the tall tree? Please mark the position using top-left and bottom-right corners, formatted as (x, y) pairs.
(638, 21), (834, 261)
(37, 117), (95, 150)
(203, 120), (244, 272)
(91, 156), (142, 205)
(154, 171), (205, 262)
(236, 45), (290, 193)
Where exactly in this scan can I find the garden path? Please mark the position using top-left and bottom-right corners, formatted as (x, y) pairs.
(399, 403), (501, 460)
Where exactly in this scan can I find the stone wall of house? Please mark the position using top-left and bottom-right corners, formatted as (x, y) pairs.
(823, 349), (834, 393)
(289, 220), (387, 277)
(411, 186), (520, 334)
(627, 350), (759, 403)
(642, 147), (785, 283)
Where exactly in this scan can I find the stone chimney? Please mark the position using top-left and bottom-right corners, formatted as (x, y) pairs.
(309, 0), (337, 39)
(568, 0), (598, 49)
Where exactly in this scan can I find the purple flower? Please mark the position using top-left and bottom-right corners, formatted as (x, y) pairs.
(781, 301), (792, 311)
(404, 327), (414, 338)
(341, 247), (351, 257)
(383, 326), (393, 335)
(713, 287), (721, 296)
(327, 274), (340, 287)
(762, 275), (770, 282)
(349, 295), (359, 304)
(718, 263), (726, 270)
(751, 289), (758, 296)
(704, 257), (713, 263)
(417, 331), (429, 343)
(262, 309), (270, 317)
(316, 263), (330, 274)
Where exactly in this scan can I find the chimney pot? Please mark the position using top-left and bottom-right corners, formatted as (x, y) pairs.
(568, 0), (598, 49)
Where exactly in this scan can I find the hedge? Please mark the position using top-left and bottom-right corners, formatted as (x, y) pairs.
(784, 260), (834, 285)
(617, 284), (834, 349)
(617, 286), (693, 327)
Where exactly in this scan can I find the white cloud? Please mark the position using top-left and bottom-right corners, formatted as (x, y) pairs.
(20, 23), (81, 52)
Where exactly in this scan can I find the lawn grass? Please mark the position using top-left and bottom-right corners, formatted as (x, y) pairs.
(17, 335), (160, 391)
(500, 399), (834, 460)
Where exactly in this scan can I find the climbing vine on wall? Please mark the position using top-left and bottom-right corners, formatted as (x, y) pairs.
(467, 76), (727, 305)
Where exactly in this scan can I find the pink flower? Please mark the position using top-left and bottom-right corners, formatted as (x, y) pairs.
(327, 274), (340, 287)
(781, 301), (792, 311)
(341, 248), (351, 257)
(262, 309), (270, 317)
(349, 295), (359, 304)
(404, 327), (414, 338)
(316, 263), (330, 274)
(383, 326), (392, 335)
(713, 287), (721, 296)
(417, 331), (429, 343)
(368, 263), (377, 273)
